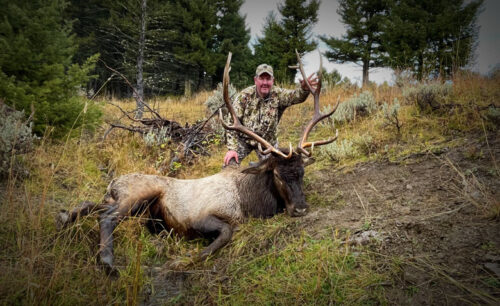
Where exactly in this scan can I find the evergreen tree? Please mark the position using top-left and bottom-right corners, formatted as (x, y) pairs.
(278, 0), (319, 84)
(66, 0), (253, 95)
(165, 0), (218, 91)
(65, 0), (111, 92)
(0, 0), (101, 137)
(384, 0), (483, 80)
(213, 0), (254, 89)
(320, 0), (390, 86)
(254, 13), (288, 82)
(254, 0), (319, 84)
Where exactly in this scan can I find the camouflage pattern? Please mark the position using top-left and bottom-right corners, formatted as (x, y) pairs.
(255, 64), (274, 77)
(226, 85), (310, 161)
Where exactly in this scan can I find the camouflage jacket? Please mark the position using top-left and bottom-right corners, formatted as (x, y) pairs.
(226, 85), (310, 151)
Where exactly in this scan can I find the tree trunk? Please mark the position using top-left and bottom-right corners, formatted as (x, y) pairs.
(362, 59), (369, 87)
(135, 0), (147, 119)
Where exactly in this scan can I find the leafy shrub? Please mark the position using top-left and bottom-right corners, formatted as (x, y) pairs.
(143, 126), (171, 147)
(0, 103), (36, 177)
(402, 82), (452, 111)
(321, 134), (373, 162)
(323, 91), (376, 125)
(205, 82), (237, 115)
(484, 106), (500, 126)
(381, 99), (402, 134)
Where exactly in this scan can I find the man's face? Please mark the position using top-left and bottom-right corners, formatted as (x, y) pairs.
(254, 73), (274, 98)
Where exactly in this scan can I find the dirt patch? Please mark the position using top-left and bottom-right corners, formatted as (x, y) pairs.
(303, 132), (500, 304)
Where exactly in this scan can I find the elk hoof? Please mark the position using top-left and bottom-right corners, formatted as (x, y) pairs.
(55, 210), (69, 231)
(100, 255), (118, 276)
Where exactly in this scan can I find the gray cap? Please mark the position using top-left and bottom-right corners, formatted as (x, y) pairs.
(255, 64), (274, 77)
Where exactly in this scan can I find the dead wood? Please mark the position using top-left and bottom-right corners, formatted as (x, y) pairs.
(100, 61), (218, 170)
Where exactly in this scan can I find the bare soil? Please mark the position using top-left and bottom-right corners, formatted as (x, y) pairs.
(302, 131), (500, 304)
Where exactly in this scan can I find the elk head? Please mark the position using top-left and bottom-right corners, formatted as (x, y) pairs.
(220, 51), (339, 217)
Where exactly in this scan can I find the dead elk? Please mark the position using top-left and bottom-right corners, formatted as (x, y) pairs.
(56, 51), (339, 273)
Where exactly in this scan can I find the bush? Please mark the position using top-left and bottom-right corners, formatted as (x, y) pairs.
(381, 99), (402, 134)
(402, 82), (452, 111)
(320, 134), (373, 162)
(0, 103), (36, 177)
(323, 91), (376, 125)
(143, 126), (171, 147)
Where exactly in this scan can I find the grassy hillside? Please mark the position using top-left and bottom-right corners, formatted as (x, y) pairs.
(1, 72), (499, 304)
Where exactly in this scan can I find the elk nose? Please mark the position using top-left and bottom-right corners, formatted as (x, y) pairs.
(294, 208), (307, 216)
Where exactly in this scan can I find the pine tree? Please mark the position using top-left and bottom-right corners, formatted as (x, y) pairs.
(384, 0), (483, 80)
(213, 0), (254, 89)
(0, 0), (101, 137)
(254, 0), (319, 84)
(254, 13), (288, 82)
(320, 0), (390, 86)
(278, 0), (319, 84)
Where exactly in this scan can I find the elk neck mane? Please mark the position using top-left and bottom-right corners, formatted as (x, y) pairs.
(234, 162), (284, 218)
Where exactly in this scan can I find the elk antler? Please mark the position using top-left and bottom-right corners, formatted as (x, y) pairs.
(290, 50), (339, 156)
(219, 52), (292, 159)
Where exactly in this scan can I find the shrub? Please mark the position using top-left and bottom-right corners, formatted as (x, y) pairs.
(205, 82), (237, 115)
(381, 99), (402, 134)
(323, 91), (376, 125)
(0, 103), (36, 177)
(143, 126), (171, 147)
(402, 82), (452, 111)
(320, 134), (373, 162)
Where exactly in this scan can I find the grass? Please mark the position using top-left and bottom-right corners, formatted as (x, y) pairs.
(0, 72), (498, 304)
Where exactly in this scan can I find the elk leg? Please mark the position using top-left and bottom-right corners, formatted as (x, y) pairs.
(193, 215), (233, 259)
(56, 201), (103, 230)
(98, 205), (121, 273)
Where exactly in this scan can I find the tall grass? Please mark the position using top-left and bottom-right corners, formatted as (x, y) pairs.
(0, 72), (498, 304)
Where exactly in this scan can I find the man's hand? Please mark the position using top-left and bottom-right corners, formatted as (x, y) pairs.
(300, 73), (319, 92)
(224, 150), (239, 166)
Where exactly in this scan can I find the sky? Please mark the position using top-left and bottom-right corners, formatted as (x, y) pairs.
(240, 0), (500, 85)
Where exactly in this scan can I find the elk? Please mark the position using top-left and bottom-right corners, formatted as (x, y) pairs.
(57, 51), (339, 273)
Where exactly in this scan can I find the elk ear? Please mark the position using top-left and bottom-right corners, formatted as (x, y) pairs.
(302, 156), (315, 167)
(242, 159), (272, 174)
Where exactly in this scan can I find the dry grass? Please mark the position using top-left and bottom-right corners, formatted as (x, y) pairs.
(0, 72), (498, 304)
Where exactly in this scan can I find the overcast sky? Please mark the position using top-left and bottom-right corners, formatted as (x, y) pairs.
(241, 0), (500, 85)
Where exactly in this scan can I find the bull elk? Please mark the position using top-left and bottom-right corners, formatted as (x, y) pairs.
(57, 51), (339, 273)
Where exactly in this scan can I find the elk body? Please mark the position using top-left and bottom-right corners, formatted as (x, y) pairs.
(57, 51), (339, 273)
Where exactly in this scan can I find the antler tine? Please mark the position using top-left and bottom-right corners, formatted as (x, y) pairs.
(294, 49), (316, 94)
(295, 50), (340, 156)
(219, 52), (292, 159)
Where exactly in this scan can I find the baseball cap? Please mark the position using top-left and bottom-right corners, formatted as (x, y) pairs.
(255, 64), (274, 77)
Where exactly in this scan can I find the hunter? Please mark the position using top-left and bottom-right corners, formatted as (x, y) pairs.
(223, 63), (318, 165)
